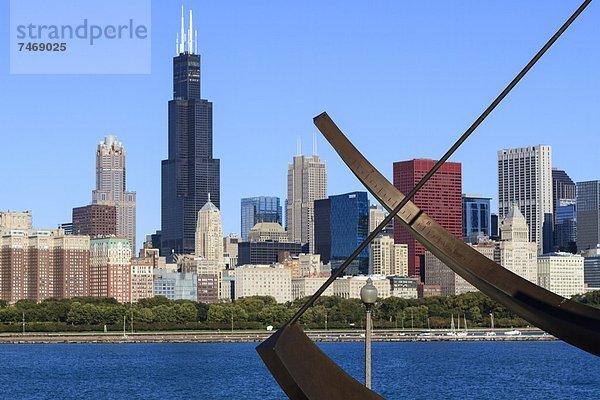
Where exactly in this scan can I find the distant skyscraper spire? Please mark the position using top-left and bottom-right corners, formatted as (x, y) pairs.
(176, 6), (198, 55)
(296, 136), (301, 156)
(188, 9), (193, 54)
(312, 132), (318, 156)
(180, 5), (185, 54)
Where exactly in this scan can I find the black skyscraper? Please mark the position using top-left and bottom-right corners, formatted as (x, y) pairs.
(314, 198), (331, 264)
(161, 20), (220, 257)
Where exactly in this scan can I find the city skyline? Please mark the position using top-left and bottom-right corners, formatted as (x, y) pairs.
(0, 1), (598, 249)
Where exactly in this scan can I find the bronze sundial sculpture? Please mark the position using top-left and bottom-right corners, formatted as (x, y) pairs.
(258, 1), (598, 398)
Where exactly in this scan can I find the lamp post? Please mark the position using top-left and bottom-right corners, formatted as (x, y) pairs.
(360, 278), (378, 390)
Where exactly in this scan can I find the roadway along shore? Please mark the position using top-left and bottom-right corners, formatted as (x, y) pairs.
(0, 328), (557, 344)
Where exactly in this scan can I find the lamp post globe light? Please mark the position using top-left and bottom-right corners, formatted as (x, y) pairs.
(360, 278), (378, 390)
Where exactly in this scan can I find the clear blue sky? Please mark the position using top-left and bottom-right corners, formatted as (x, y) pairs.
(0, 1), (598, 250)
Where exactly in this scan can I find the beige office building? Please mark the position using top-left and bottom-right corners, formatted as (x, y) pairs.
(192, 198), (226, 303)
(369, 236), (408, 276)
(195, 196), (224, 263)
(234, 264), (292, 303)
(498, 206), (538, 283)
(286, 153), (327, 252)
(92, 136), (137, 254)
(537, 253), (584, 298)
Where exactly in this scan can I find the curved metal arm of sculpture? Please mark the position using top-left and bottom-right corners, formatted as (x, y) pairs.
(314, 113), (600, 358)
(257, 2), (593, 399)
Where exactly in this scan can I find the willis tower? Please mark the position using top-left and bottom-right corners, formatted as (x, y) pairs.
(161, 7), (220, 257)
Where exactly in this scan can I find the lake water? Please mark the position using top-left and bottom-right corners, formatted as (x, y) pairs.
(0, 341), (598, 399)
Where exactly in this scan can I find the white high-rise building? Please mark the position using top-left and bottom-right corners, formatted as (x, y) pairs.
(286, 152), (327, 252)
(92, 136), (136, 254)
(195, 195), (224, 263)
(498, 206), (538, 284)
(537, 253), (584, 298)
(497, 145), (552, 254)
(369, 236), (408, 276)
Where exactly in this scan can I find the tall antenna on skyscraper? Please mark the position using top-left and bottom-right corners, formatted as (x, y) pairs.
(297, 136), (301, 156)
(312, 133), (318, 156)
(176, 32), (179, 55)
(188, 9), (193, 54)
(180, 5), (185, 54)
(195, 30), (198, 54)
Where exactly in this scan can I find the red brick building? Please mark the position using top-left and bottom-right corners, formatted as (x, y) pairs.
(0, 231), (90, 302)
(72, 204), (117, 237)
(393, 159), (462, 279)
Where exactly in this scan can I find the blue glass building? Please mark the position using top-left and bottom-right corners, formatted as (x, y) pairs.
(240, 197), (283, 241)
(462, 194), (491, 242)
(329, 191), (369, 275)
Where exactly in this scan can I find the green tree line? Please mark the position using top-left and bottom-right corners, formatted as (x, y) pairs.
(0, 291), (597, 333)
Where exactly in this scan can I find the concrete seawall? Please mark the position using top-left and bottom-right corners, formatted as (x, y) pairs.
(0, 329), (557, 344)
